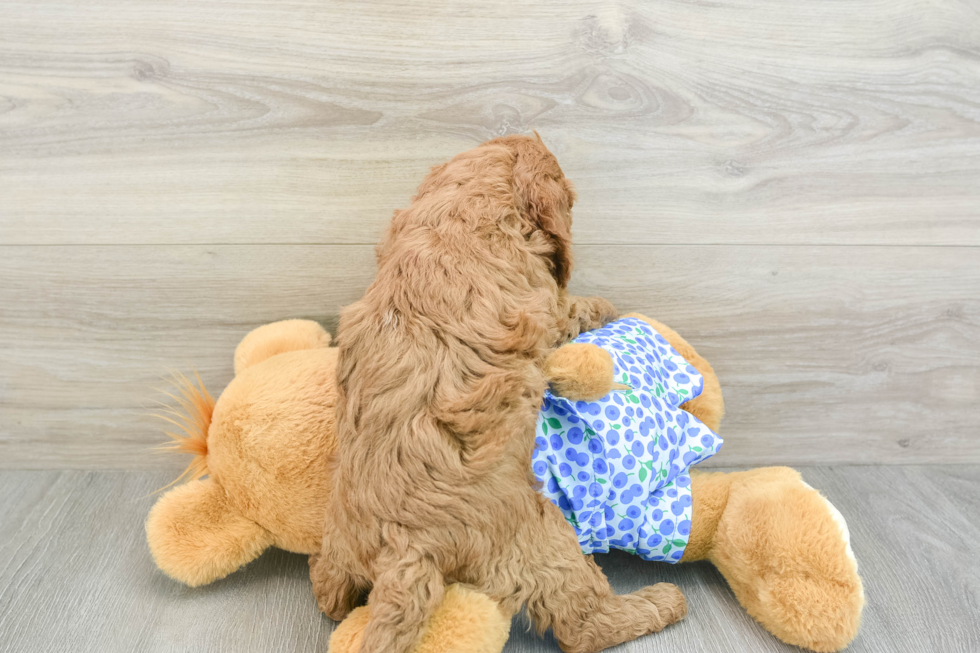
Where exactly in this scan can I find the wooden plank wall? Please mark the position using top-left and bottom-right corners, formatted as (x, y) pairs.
(1, 0), (978, 469)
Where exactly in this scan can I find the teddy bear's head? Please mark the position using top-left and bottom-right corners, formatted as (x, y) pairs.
(146, 319), (619, 587)
(146, 320), (337, 586)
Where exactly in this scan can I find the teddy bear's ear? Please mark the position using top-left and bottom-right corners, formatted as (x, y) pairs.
(146, 478), (274, 587)
(233, 319), (331, 375)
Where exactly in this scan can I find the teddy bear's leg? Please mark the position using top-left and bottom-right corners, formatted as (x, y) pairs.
(329, 584), (511, 653)
(233, 319), (331, 375)
(146, 478), (275, 587)
(620, 313), (724, 432)
(681, 468), (864, 652)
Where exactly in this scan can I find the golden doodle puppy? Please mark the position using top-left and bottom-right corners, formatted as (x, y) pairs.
(310, 135), (687, 653)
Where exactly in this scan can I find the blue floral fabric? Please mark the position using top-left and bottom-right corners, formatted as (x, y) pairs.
(531, 318), (723, 562)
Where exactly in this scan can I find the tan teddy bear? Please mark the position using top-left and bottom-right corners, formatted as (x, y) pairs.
(146, 315), (863, 652)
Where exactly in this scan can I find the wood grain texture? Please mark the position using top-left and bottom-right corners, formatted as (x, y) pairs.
(1, 244), (977, 469)
(1, 0), (979, 468)
(0, 471), (334, 652)
(1, 0), (979, 246)
(1, 467), (977, 652)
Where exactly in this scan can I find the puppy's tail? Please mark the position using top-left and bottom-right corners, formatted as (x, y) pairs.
(152, 371), (215, 491)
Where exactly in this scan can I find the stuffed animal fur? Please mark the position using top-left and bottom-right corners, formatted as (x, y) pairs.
(146, 315), (863, 652)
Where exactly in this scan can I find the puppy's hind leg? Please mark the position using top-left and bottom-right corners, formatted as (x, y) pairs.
(524, 507), (687, 653)
(309, 549), (368, 621)
(358, 547), (445, 653)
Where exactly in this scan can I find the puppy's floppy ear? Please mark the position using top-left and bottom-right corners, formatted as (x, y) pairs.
(506, 135), (576, 287)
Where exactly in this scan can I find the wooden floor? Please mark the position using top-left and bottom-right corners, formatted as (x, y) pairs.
(0, 465), (977, 653)
(2, 0), (979, 469)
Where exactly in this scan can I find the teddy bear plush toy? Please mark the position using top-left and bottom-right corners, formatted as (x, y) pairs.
(146, 314), (864, 653)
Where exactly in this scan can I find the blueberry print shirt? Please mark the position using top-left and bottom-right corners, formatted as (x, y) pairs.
(531, 317), (723, 562)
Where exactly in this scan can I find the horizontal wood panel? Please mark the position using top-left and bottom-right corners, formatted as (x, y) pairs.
(1, 244), (977, 469)
(2, 0), (979, 246)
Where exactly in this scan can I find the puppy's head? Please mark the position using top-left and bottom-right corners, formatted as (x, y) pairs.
(490, 133), (576, 287)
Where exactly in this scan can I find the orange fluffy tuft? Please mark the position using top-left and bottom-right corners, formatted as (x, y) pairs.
(152, 371), (215, 490)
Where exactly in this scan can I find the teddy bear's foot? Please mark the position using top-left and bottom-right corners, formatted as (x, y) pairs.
(709, 467), (864, 652)
(329, 584), (510, 653)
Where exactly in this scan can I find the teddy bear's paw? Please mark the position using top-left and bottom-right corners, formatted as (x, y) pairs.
(755, 483), (864, 652)
(145, 478), (274, 587)
(801, 481), (860, 577)
(711, 469), (864, 652)
(755, 573), (863, 652)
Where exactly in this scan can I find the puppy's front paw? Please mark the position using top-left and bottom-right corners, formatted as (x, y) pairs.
(638, 582), (687, 630)
(561, 296), (618, 343)
(588, 296), (618, 328)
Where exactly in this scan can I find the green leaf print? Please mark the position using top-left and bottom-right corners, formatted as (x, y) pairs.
(546, 417), (562, 430)
(672, 539), (686, 547)
(662, 542), (672, 554)
(542, 421), (548, 434)
(638, 468), (648, 482)
(597, 478), (607, 484)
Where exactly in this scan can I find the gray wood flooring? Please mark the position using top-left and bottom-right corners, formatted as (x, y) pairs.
(1, 466), (977, 652)
(2, 0), (979, 469)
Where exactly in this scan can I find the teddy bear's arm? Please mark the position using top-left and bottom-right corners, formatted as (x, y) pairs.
(145, 478), (275, 587)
